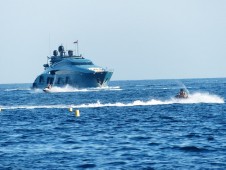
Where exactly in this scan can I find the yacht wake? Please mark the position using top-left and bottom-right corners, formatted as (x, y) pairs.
(35, 85), (121, 93)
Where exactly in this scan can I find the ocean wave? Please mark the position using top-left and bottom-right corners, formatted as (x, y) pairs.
(0, 92), (223, 110)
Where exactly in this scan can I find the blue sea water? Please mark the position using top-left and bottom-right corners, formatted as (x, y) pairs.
(0, 78), (226, 169)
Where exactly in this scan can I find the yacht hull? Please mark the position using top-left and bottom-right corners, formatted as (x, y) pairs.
(32, 44), (113, 90)
(32, 71), (113, 89)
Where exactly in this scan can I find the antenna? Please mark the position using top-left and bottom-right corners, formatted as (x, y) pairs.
(77, 40), (79, 56)
(74, 40), (79, 56)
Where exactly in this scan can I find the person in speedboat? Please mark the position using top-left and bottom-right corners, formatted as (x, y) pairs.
(175, 88), (188, 99)
(47, 84), (52, 89)
(43, 84), (52, 92)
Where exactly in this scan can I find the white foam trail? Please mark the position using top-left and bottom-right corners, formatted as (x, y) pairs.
(71, 92), (224, 107)
(0, 92), (223, 110)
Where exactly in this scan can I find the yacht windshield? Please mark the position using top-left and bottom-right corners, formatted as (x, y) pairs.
(71, 62), (93, 65)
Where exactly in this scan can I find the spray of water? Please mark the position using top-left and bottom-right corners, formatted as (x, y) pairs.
(175, 80), (189, 94)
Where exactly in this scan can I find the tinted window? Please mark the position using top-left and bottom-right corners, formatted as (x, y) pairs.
(39, 76), (44, 83)
(71, 62), (93, 65)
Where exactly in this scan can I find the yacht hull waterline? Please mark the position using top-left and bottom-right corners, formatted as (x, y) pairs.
(32, 44), (113, 90)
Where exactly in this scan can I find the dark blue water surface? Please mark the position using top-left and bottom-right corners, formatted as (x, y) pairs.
(1, 78), (226, 169)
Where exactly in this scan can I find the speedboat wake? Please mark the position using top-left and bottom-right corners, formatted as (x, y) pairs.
(1, 92), (223, 110)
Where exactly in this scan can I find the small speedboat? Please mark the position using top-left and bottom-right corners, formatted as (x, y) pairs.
(43, 88), (51, 93)
(175, 89), (188, 99)
(43, 85), (52, 93)
(175, 94), (188, 99)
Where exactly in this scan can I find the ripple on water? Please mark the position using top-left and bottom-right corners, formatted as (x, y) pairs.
(76, 163), (96, 169)
(173, 145), (209, 152)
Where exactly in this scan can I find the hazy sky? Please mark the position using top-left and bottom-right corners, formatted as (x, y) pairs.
(1, 0), (226, 83)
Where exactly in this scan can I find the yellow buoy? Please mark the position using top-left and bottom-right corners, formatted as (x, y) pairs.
(69, 107), (73, 112)
(75, 110), (80, 117)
